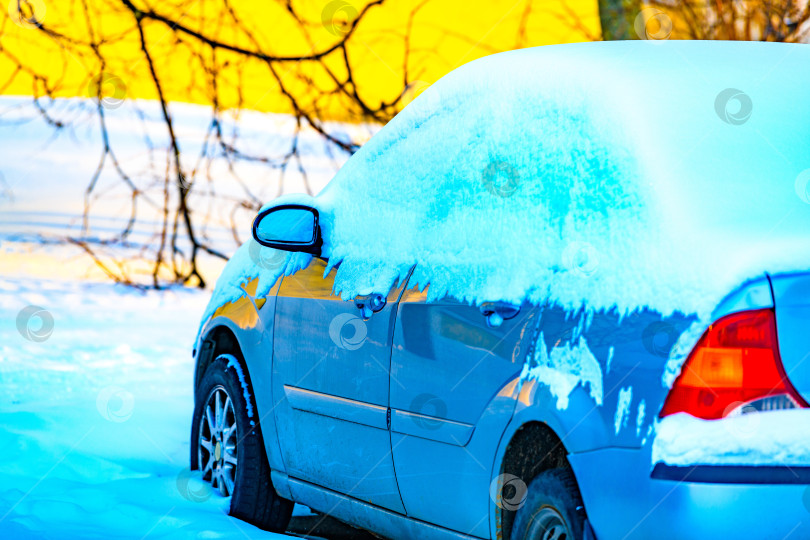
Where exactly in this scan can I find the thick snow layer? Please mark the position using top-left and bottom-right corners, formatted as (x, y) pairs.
(239, 41), (810, 322)
(519, 332), (603, 410)
(653, 411), (810, 467)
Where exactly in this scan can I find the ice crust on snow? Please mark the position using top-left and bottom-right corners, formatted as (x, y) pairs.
(519, 332), (603, 410)
(653, 411), (810, 467)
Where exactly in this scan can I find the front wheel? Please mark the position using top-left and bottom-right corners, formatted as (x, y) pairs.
(197, 383), (239, 495)
(511, 468), (585, 540)
(191, 354), (293, 532)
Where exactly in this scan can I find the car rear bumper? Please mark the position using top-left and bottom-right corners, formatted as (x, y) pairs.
(569, 447), (810, 540)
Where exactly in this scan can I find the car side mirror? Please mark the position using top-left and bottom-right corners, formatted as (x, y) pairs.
(252, 204), (322, 256)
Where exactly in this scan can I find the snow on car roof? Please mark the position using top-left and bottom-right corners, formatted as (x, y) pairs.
(317, 40), (810, 316)
(204, 40), (810, 339)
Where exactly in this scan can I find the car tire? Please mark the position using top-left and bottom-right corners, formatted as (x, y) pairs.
(511, 468), (585, 540)
(191, 354), (293, 532)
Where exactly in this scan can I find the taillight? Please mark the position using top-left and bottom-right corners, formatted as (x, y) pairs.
(659, 308), (808, 420)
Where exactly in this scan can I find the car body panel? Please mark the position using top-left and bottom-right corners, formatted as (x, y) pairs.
(194, 277), (286, 473)
(570, 446), (810, 539)
(389, 408), (475, 446)
(210, 278), (267, 330)
(283, 384), (389, 429)
(710, 275), (773, 320)
(390, 288), (539, 536)
(194, 268), (796, 540)
(558, 276), (799, 540)
(770, 272), (810, 403)
(271, 258), (407, 512)
(285, 473), (477, 540)
(524, 304), (696, 451)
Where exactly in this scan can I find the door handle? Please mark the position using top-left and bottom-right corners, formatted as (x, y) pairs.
(480, 301), (520, 328)
(355, 293), (386, 320)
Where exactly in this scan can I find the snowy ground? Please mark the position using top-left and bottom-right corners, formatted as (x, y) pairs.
(0, 98), (372, 539)
(0, 277), (381, 539)
(0, 277), (257, 539)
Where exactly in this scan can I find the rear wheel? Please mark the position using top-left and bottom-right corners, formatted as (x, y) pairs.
(191, 354), (293, 532)
(511, 468), (584, 540)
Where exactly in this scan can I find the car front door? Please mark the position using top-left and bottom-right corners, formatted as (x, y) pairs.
(389, 286), (539, 536)
(272, 257), (406, 513)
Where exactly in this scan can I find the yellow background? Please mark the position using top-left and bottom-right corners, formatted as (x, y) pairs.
(1, 0), (599, 119)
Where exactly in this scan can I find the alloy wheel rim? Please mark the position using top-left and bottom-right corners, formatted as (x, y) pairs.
(198, 385), (238, 496)
(531, 506), (569, 540)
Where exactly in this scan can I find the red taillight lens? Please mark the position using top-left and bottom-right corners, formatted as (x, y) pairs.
(659, 309), (808, 420)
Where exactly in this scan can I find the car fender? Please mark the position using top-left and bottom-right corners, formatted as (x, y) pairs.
(195, 278), (285, 473)
(488, 377), (612, 540)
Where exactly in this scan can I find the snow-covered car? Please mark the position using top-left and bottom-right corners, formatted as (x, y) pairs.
(191, 40), (810, 540)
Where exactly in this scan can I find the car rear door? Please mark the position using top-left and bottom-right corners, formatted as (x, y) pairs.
(272, 258), (406, 513)
(389, 286), (539, 536)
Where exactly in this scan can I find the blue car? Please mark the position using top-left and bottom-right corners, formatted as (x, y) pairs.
(192, 41), (810, 539)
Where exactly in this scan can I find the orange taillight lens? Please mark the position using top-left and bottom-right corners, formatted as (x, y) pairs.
(659, 309), (807, 419)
